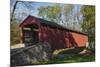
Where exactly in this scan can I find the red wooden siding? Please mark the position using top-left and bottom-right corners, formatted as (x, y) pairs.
(20, 15), (88, 51)
(70, 32), (88, 47)
(19, 16), (39, 28)
(39, 25), (67, 50)
(38, 24), (88, 50)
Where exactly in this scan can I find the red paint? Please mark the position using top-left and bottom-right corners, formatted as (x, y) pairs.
(20, 15), (88, 50)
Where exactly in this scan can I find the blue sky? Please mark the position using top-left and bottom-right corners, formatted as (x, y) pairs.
(27, 2), (81, 17)
(29, 2), (55, 17)
(11, 1), (82, 22)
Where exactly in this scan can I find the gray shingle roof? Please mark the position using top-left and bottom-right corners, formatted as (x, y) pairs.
(20, 15), (88, 36)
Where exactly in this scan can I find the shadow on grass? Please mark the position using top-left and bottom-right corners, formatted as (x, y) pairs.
(38, 48), (95, 65)
(45, 47), (95, 64)
(11, 47), (95, 66)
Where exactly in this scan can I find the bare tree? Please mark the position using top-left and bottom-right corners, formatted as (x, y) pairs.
(10, 0), (35, 22)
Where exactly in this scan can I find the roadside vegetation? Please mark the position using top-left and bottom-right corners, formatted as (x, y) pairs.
(31, 48), (95, 65)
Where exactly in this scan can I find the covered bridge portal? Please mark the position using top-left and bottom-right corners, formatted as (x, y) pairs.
(19, 15), (88, 50)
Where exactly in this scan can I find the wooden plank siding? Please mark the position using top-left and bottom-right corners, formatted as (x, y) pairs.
(19, 15), (88, 50)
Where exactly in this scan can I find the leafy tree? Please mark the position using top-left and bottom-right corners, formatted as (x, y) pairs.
(38, 4), (62, 24)
(11, 18), (21, 45)
(38, 4), (82, 31)
(81, 5), (95, 49)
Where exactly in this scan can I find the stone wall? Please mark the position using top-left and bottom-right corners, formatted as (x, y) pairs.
(11, 42), (52, 66)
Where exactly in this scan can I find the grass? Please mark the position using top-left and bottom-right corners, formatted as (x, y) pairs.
(45, 54), (95, 64)
(19, 54), (95, 66)
(27, 48), (95, 65)
(39, 48), (95, 65)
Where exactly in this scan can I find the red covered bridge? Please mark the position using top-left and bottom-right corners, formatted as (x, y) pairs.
(19, 15), (88, 50)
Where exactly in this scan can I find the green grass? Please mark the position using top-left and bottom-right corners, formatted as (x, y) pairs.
(44, 54), (95, 64)
(43, 48), (95, 64)
(25, 54), (95, 65)
(32, 48), (95, 65)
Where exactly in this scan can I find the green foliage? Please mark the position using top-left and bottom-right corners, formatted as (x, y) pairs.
(11, 19), (21, 46)
(38, 4), (82, 31)
(81, 6), (95, 48)
(81, 6), (95, 32)
(38, 4), (74, 23)
(38, 4), (62, 22)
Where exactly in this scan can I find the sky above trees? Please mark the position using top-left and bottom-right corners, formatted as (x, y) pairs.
(10, 0), (82, 23)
